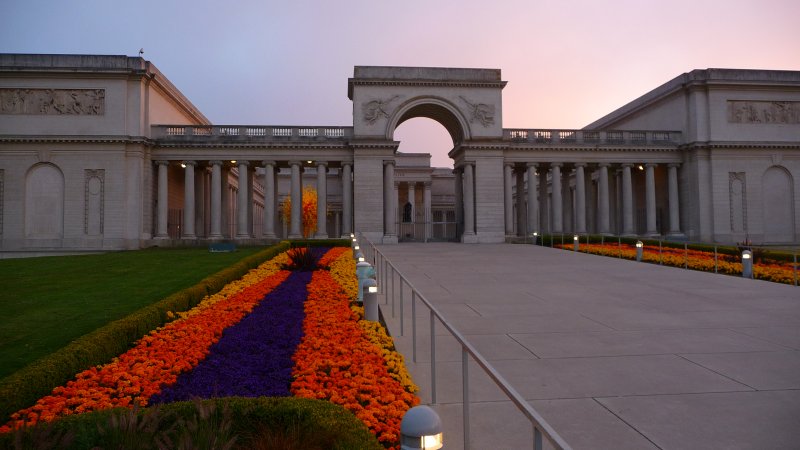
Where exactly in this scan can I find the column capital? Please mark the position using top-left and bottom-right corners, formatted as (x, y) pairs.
(424, 181), (432, 188)
(262, 160), (276, 167)
(550, 162), (563, 168)
(383, 159), (396, 167)
(209, 160), (224, 166)
(597, 162), (610, 168)
(316, 161), (328, 172)
(573, 162), (587, 168)
(182, 160), (197, 167)
(621, 163), (634, 168)
(154, 160), (169, 166)
(668, 162), (681, 168)
(526, 162), (538, 168)
(288, 160), (303, 167)
(237, 161), (250, 167)
(504, 162), (515, 169)
(645, 162), (658, 168)
(341, 161), (353, 168)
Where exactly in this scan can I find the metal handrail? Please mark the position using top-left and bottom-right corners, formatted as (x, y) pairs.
(359, 234), (572, 450)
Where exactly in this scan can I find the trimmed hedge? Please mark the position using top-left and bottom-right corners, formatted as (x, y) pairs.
(0, 242), (291, 425)
(1, 397), (382, 450)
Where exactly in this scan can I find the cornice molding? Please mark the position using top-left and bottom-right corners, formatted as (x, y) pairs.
(0, 135), (151, 145)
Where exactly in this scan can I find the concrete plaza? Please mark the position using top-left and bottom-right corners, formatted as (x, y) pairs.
(375, 243), (800, 449)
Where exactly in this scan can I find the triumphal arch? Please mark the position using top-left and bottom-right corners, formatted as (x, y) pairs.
(0, 54), (798, 254)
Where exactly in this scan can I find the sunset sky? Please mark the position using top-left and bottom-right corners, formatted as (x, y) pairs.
(2, 0), (799, 167)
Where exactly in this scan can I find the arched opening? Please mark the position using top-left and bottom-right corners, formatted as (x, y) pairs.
(25, 163), (65, 239)
(762, 166), (795, 243)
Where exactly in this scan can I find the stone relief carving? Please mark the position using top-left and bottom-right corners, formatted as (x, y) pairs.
(362, 95), (399, 124)
(728, 101), (799, 124)
(0, 88), (105, 115)
(729, 172), (747, 233)
(85, 169), (105, 235)
(459, 96), (495, 127)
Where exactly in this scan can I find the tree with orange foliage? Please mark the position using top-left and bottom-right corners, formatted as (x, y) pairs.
(281, 186), (318, 238)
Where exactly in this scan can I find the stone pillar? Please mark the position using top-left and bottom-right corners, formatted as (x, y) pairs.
(423, 181), (432, 241)
(341, 163), (352, 236)
(574, 163), (586, 233)
(208, 161), (223, 239)
(668, 163), (683, 236)
(515, 167), (526, 236)
(182, 161), (197, 239)
(462, 163), (476, 240)
(562, 171), (572, 233)
(539, 165), (549, 232)
(551, 163), (563, 233)
(597, 163), (610, 234)
(262, 161), (276, 239)
(288, 161), (303, 239)
(621, 163), (634, 236)
(155, 161), (169, 238)
(454, 169), (463, 232)
(409, 182), (417, 223)
(236, 162), (250, 239)
(383, 160), (396, 241)
(315, 162), (328, 238)
(504, 163), (514, 235)
(526, 163), (538, 234)
(645, 163), (658, 236)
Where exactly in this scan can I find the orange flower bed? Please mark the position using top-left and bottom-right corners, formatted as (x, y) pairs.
(0, 267), (291, 432)
(291, 270), (419, 449)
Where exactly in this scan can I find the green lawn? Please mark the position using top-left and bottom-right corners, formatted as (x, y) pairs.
(0, 247), (265, 379)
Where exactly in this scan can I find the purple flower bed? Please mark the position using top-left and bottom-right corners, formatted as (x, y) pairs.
(151, 270), (312, 402)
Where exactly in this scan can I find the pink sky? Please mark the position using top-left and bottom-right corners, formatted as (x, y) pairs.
(2, 0), (799, 167)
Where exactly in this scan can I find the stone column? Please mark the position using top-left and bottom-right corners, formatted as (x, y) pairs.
(409, 182), (417, 223)
(562, 171), (572, 233)
(515, 167), (526, 236)
(262, 161), (276, 238)
(423, 181), (432, 241)
(288, 161), (303, 239)
(383, 160), (396, 240)
(315, 162), (328, 238)
(182, 161), (197, 239)
(341, 163), (352, 236)
(539, 165), (549, 232)
(463, 163), (476, 238)
(236, 161), (250, 238)
(597, 163), (610, 234)
(209, 161), (223, 239)
(645, 163), (658, 236)
(574, 163), (586, 233)
(155, 161), (169, 238)
(668, 163), (683, 236)
(621, 163), (634, 236)
(526, 163), (538, 234)
(454, 169), (463, 232)
(504, 163), (514, 235)
(551, 163), (563, 233)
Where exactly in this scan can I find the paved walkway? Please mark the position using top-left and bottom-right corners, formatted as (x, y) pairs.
(374, 243), (800, 450)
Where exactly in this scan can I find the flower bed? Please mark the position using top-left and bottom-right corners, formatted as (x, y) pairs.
(557, 242), (798, 284)
(1, 246), (420, 448)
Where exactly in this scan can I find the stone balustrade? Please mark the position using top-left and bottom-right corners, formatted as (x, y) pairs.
(152, 125), (354, 141)
(503, 129), (682, 145)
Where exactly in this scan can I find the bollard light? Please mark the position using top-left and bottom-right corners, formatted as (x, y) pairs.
(363, 278), (379, 322)
(532, 231), (539, 245)
(742, 250), (753, 279)
(635, 240), (644, 262)
(401, 405), (443, 450)
(573, 234), (579, 252)
(356, 261), (372, 302)
(350, 233), (355, 238)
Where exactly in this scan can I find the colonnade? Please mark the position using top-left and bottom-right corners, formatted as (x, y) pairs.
(153, 160), (354, 240)
(496, 161), (683, 238)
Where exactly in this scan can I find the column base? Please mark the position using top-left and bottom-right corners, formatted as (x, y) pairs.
(288, 234), (303, 239)
(666, 232), (687, 239)
(235, 234), (252, 239)
(181, 234), (197, 239)
(154, 234), (169, 240)
(382, 235), (398, 244)
(461, 232), (479, 244)
(314, 233), (329, 239)
(208, 233), (224, 240)
(262, 232), (277, 239)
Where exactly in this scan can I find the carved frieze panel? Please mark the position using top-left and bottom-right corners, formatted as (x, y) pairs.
(0, 88), (105, 115)
(729, 172), (747, 233)
(85, 169), (105, 235)
(362, 95), (400, 124)
(459, 96), (495, 127)
(728, 100), (800, 124)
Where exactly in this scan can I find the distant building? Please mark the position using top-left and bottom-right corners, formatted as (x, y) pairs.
(0, 55), (797, 255)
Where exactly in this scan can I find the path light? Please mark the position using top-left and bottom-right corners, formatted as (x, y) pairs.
(350, 233), (355, 238)
(573, 234), (579, 252)
(401, 405), (443, 450)
(363, 278), (379, 322)
(636, 240), (644, 262)
(356, 261), (372, 302)
(532, 231), (538, 245)
(354, 250), (364, 262)
(742, 250), (753, 279)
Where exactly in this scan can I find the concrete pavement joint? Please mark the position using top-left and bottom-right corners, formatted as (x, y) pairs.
(592, 397), (665, 450)
(675, 354), (758, 391)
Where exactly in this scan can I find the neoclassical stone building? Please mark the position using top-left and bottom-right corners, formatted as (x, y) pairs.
(0, 54), (798, 254)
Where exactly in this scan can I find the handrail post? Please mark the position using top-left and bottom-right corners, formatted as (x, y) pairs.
(391, 264), (396, 316)
(430, 309), (437, 404)
(534, 426), (543, 450)
(463, 347), (470, 450)
(399, 277), (404, 336)
(412, 290), (417, 362)
(794, 251), (798, 287)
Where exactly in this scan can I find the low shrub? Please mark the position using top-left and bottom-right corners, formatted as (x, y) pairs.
(0, 243), (291, 425)
(1, 397), (381, 450)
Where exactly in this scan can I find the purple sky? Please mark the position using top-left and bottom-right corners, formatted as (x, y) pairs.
(2, 0), (799, 167)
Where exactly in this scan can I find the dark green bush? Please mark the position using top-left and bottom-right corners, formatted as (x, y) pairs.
(0, 243), (291, 425)
(1, 397), (381, 450)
